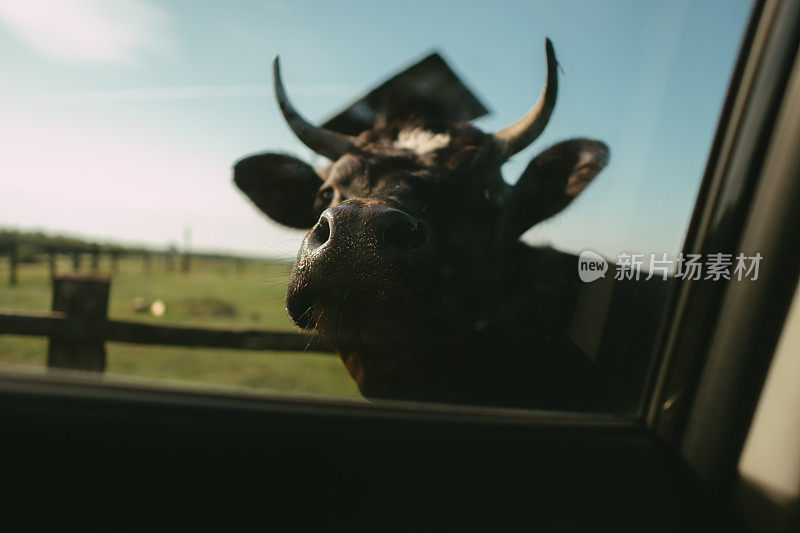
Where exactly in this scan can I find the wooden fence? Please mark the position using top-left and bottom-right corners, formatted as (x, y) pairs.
(0, 273), (332, 373)
(4, 245), (245, 286)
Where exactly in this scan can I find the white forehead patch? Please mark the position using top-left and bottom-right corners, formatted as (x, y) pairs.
(394, 127), (451, 154)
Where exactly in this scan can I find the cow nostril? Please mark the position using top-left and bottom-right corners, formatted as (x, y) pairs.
(308, 217), (331, 251)
(383, 218), (428, 250)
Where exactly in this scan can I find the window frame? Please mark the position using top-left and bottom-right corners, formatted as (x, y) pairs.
(645, 0), (800, 484)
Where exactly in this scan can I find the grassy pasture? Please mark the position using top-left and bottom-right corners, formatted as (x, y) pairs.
(0, 254), (361, 399)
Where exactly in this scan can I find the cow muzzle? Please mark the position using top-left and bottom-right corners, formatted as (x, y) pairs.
(309, 202), (429, 256)
(287, 200), (433, 331)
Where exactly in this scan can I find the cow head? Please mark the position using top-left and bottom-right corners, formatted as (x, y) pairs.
(234, 39), (609, 401)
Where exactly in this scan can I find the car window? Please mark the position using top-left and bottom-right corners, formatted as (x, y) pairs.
(0, 0), (754, 412)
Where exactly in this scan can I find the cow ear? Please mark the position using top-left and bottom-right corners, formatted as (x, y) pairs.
(233, 153), (324, 229)
(505, 139), (609, 237)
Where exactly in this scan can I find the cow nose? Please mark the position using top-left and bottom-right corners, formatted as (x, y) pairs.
(307, 211), (333, 253)
(380, 209), (428, 250)
(306, 205), (429, 254)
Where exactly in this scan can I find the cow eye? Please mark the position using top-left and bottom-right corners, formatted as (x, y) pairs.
(317, 188), (334, 206)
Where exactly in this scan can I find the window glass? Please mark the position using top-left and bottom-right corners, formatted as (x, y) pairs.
(0, 0), (753, 411)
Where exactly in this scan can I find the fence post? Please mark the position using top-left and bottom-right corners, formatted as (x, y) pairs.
(72, 251), (81, 271)
(90, 244), (100, 272)
(47, 248), (57, 279)
(180, 252), (191, 274)
(47, 273), (110, 373)
(8, 238), (18, 286)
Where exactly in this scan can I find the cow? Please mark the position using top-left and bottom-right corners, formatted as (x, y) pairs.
(234, 39), (666, 411)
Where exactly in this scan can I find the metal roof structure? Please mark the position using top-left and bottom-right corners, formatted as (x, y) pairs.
(321, 52), (489, 135)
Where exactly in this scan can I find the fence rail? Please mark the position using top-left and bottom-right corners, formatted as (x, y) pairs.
(0, 273), (332, 373)
(0, 310), (329, 352)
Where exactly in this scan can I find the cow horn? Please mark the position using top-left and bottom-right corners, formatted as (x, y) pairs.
(493, 38), (559, 160)
(273, 56), (357, 161)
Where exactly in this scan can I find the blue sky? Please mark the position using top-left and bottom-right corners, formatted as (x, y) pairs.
(0, 0), (752, 259)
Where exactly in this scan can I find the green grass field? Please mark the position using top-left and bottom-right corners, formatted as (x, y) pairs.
(0, 255), (362, 400)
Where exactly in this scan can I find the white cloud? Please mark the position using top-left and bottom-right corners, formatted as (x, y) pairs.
(0, 0), (169, 65)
